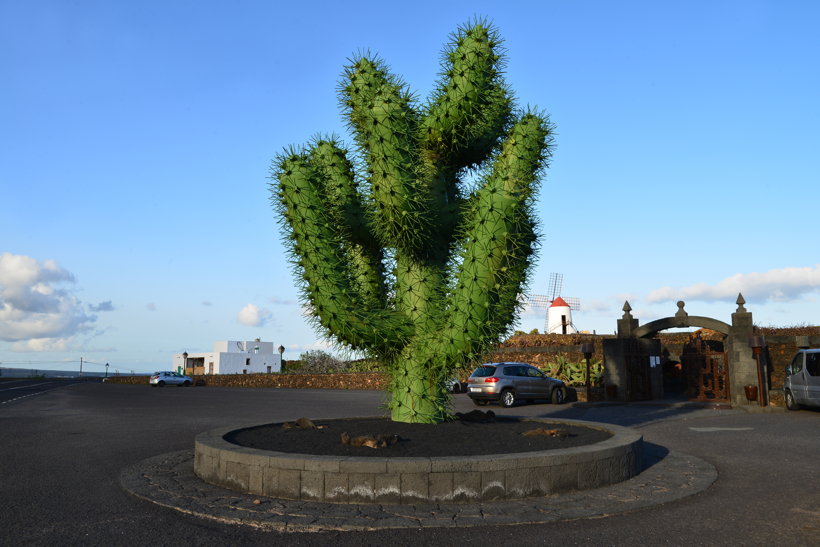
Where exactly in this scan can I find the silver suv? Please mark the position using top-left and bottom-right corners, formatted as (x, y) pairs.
(785, 349), (820, 410)
(467, 362), (566, 408)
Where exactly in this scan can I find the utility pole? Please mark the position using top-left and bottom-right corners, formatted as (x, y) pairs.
(79, 357), (83, 377)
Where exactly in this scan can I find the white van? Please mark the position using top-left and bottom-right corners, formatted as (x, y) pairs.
(784, 349), (820, 410)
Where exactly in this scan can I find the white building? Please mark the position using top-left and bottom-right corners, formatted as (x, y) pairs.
(173, 339), (282, 375)
(546, 297), (578, 335)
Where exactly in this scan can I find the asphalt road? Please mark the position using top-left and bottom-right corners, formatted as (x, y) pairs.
(0, 378), (93, 406)
(1, 382), (818, 546)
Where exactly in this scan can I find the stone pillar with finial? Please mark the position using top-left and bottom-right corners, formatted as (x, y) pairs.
(726, 293), (762, 406)
(617, 301), (639, 338)
(604, 301), (642, 400)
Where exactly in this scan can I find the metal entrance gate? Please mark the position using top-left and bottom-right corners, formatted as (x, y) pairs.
(681, 334), (730, 402)
(624, 339), (652, 401)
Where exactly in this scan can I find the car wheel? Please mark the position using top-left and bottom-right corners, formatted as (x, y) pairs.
(551, 387), (566, 404)
(183, 380), (191, 387)
(472, 398), (488, 406)
(450, 383), (459, 394)
(158, 381), (165, 387)
(500, 389), (516, 408)
(785, 390), (799, 410)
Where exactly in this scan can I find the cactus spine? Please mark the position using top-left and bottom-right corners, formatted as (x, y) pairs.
(272, 22), (553, 423)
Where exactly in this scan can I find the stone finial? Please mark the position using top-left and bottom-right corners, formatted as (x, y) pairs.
(736, 293), (746, 313)
(617, 300), (639, 338)
(675, 300), (688, 318)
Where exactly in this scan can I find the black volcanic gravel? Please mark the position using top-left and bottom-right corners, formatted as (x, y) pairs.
(224, 417), (613, 458)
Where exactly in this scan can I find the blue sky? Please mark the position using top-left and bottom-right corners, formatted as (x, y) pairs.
(2, 1), (818, 374)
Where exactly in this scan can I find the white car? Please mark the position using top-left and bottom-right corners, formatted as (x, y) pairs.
(149, 371), (193, 387)
(785, 349), (820, 410)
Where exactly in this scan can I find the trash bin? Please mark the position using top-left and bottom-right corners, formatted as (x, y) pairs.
(744, 384), (758, 402)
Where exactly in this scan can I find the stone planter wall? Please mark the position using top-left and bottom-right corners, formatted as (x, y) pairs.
(194, 418), (642, 504)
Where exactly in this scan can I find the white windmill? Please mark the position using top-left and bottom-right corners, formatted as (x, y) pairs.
(527, 273), (581, 334)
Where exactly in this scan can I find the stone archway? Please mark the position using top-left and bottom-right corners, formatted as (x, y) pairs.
(603, 294), (762, 406)
(633, 301), (730, 339)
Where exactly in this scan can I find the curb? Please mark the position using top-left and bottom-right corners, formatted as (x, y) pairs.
(571, 401), (733, 410)
(121, 444), (716, 532)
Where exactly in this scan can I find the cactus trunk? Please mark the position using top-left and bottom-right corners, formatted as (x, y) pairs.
(390, 356), (448, 423)
(272, 21), (553, 423)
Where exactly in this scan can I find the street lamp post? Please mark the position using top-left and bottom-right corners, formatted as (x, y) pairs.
(748, 336), (766, 407)
(105, 363), (109, 378)
(580, 342), (595, 402)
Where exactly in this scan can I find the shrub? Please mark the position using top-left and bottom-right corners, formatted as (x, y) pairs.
(542, 356), (603, 387)
(297, 350), (346, 374)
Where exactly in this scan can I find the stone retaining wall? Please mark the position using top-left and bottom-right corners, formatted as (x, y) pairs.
(194, 418), (642, 504)
(104, 372), (388, 390)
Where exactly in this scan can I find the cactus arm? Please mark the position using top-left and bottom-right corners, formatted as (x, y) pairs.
(310, 139), (372, 247)
(438, 112), (553, 363)
(341, 57), (431, 258)
(423, 22), (512, 172)
(273, 152), (411, 354)
(310, 140), (388, 310)
(420, 22), (512, 257)
(342, 57), (447, 326)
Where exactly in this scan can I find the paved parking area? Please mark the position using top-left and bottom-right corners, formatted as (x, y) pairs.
(1, 382), (818, 545)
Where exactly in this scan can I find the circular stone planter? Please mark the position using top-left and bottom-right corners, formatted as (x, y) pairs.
(195, 418), (642, 505)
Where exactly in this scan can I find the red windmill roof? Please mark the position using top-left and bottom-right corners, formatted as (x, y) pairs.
(550, 297), (570, 308)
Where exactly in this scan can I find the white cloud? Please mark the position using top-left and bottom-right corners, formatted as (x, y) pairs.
(584, 299), (612, 313)
(646, 265), (820, 303)
(237, 303), (272, 327)
(89, 300), (114, 312)
(11, 337), (78, 352)
(0, 253), (97, 345)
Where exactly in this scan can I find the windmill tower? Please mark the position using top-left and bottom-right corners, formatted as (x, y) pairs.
(527, 273), (581, 334)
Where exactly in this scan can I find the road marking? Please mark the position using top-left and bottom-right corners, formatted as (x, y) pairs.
(1, 391), (50, 405)
(689, 427), (754, 432)
(0, 382), (53, 391)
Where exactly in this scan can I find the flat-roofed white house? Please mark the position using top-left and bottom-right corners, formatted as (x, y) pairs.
(173, 339), (282, 375)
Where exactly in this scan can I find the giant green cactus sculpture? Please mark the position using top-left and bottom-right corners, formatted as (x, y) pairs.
(272, 22), (553, 423)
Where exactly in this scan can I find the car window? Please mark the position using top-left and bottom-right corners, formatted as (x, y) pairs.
(807, 354), (820, 377)
(790, 354), (804, 375)
(471, 366), (497, 378)
(526, 367), (543, 378)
